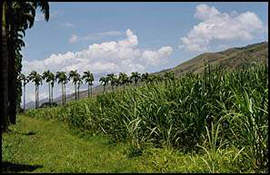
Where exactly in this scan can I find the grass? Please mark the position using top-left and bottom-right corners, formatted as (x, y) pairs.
(2, 115), (140, 173)
(2, 115), (256, 173)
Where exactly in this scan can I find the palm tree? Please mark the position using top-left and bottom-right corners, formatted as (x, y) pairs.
(77, 73), (82, 100)
(48, 72), (55, 103)
(1, 1), (10, 129)
(7, 1), (48, 124)
(130, 72), (141, 86)
(69, 70), (80, 100)
(42, 70), (52, 104)
(56, 71), (68, 105)
(111, 75), (119, 91)
(107, 73), (116, 91)
(18, 73), (29, 111)
(113, 76), (120, 88)
(1, 0), (49, 131)
(82, 71), (94, 98)
(127, 75), (133, 86)
(28, 71), (42, 109)
(99, 76), (109, 93)
(118, 72), (129, 89)
(141, 72), (149, 83)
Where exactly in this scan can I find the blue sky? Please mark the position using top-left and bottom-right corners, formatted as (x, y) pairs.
(21, 2), (268, 104)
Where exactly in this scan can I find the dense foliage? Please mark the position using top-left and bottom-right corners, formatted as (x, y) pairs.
(26, 63), (268, 172)
(1, 0), (49, 131)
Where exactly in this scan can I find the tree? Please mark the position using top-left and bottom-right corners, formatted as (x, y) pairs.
(42, 70), (52, 104)
(111, 75), (119, 91)
(99, 76), (109, 93)
(1, 1), (10, 131)
(69, 70), (80, 100)
(77, 73), (82, 100)
(28, 71), (42, 109)
(56, 71), (68, 105)
(118, 72), (129, 89)
(130, 72), (141, 86)
(107, 73), (116, 91)
(82, 71), (94, 98)
(141, 72), (149, 83)
(126, 75), (133, 86)
(48, 72), (55, 103)
(18, 73), (29, 111)
(1, 0), (49, 131)
(114, 75), (120, 90)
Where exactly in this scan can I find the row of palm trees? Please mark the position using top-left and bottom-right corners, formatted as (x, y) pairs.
(19, 70), (94, 110)
(99, 71), (175, 92)
(19, 70), (175, 110)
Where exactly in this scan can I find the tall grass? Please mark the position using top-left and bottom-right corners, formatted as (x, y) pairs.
(26, 63), (268, 172)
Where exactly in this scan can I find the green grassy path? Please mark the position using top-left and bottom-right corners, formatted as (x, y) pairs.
(2, 115), (249, 173)
(2, 115), (149, 173)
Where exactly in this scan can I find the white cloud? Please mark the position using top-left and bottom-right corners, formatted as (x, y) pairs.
(69, 34), (78, 43)
(69, 30), (123, 43)
(22, 29), (173, 103)
(23, 28), (173, 75)
(180, 4), (264, 52)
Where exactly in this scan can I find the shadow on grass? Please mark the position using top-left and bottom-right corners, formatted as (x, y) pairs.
(22, 131), (36, 136)
(9, 130), (37, 136)
(1, 162), (43, 173)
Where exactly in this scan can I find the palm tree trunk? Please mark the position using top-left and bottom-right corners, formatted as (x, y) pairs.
(51, 84), (53, 103)
(61, 83), (64, 105)
(77, 85), (80, 100)
(64, 83), (66, 105)
(1, 1), (10, 132)
(90, 85), (92, 97)
(88, 84), (90, 98)
(48, 83), (51, 104)
(37, 85), (39, 108)
(23, 84), (26, 111)
(74, 84), (77, 100)
(35, 85), (39, 108)
(8, 36), (16, 124)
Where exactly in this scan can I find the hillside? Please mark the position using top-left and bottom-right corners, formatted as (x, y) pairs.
(26, 41), (268, 108)
(157, 41), (268, 77)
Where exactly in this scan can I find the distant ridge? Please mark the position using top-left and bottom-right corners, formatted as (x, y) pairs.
(157, 41), (268, 76)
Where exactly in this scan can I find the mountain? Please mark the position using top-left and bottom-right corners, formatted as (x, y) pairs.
(25, 41), (268, 109)
(158, 41), (268, 77)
